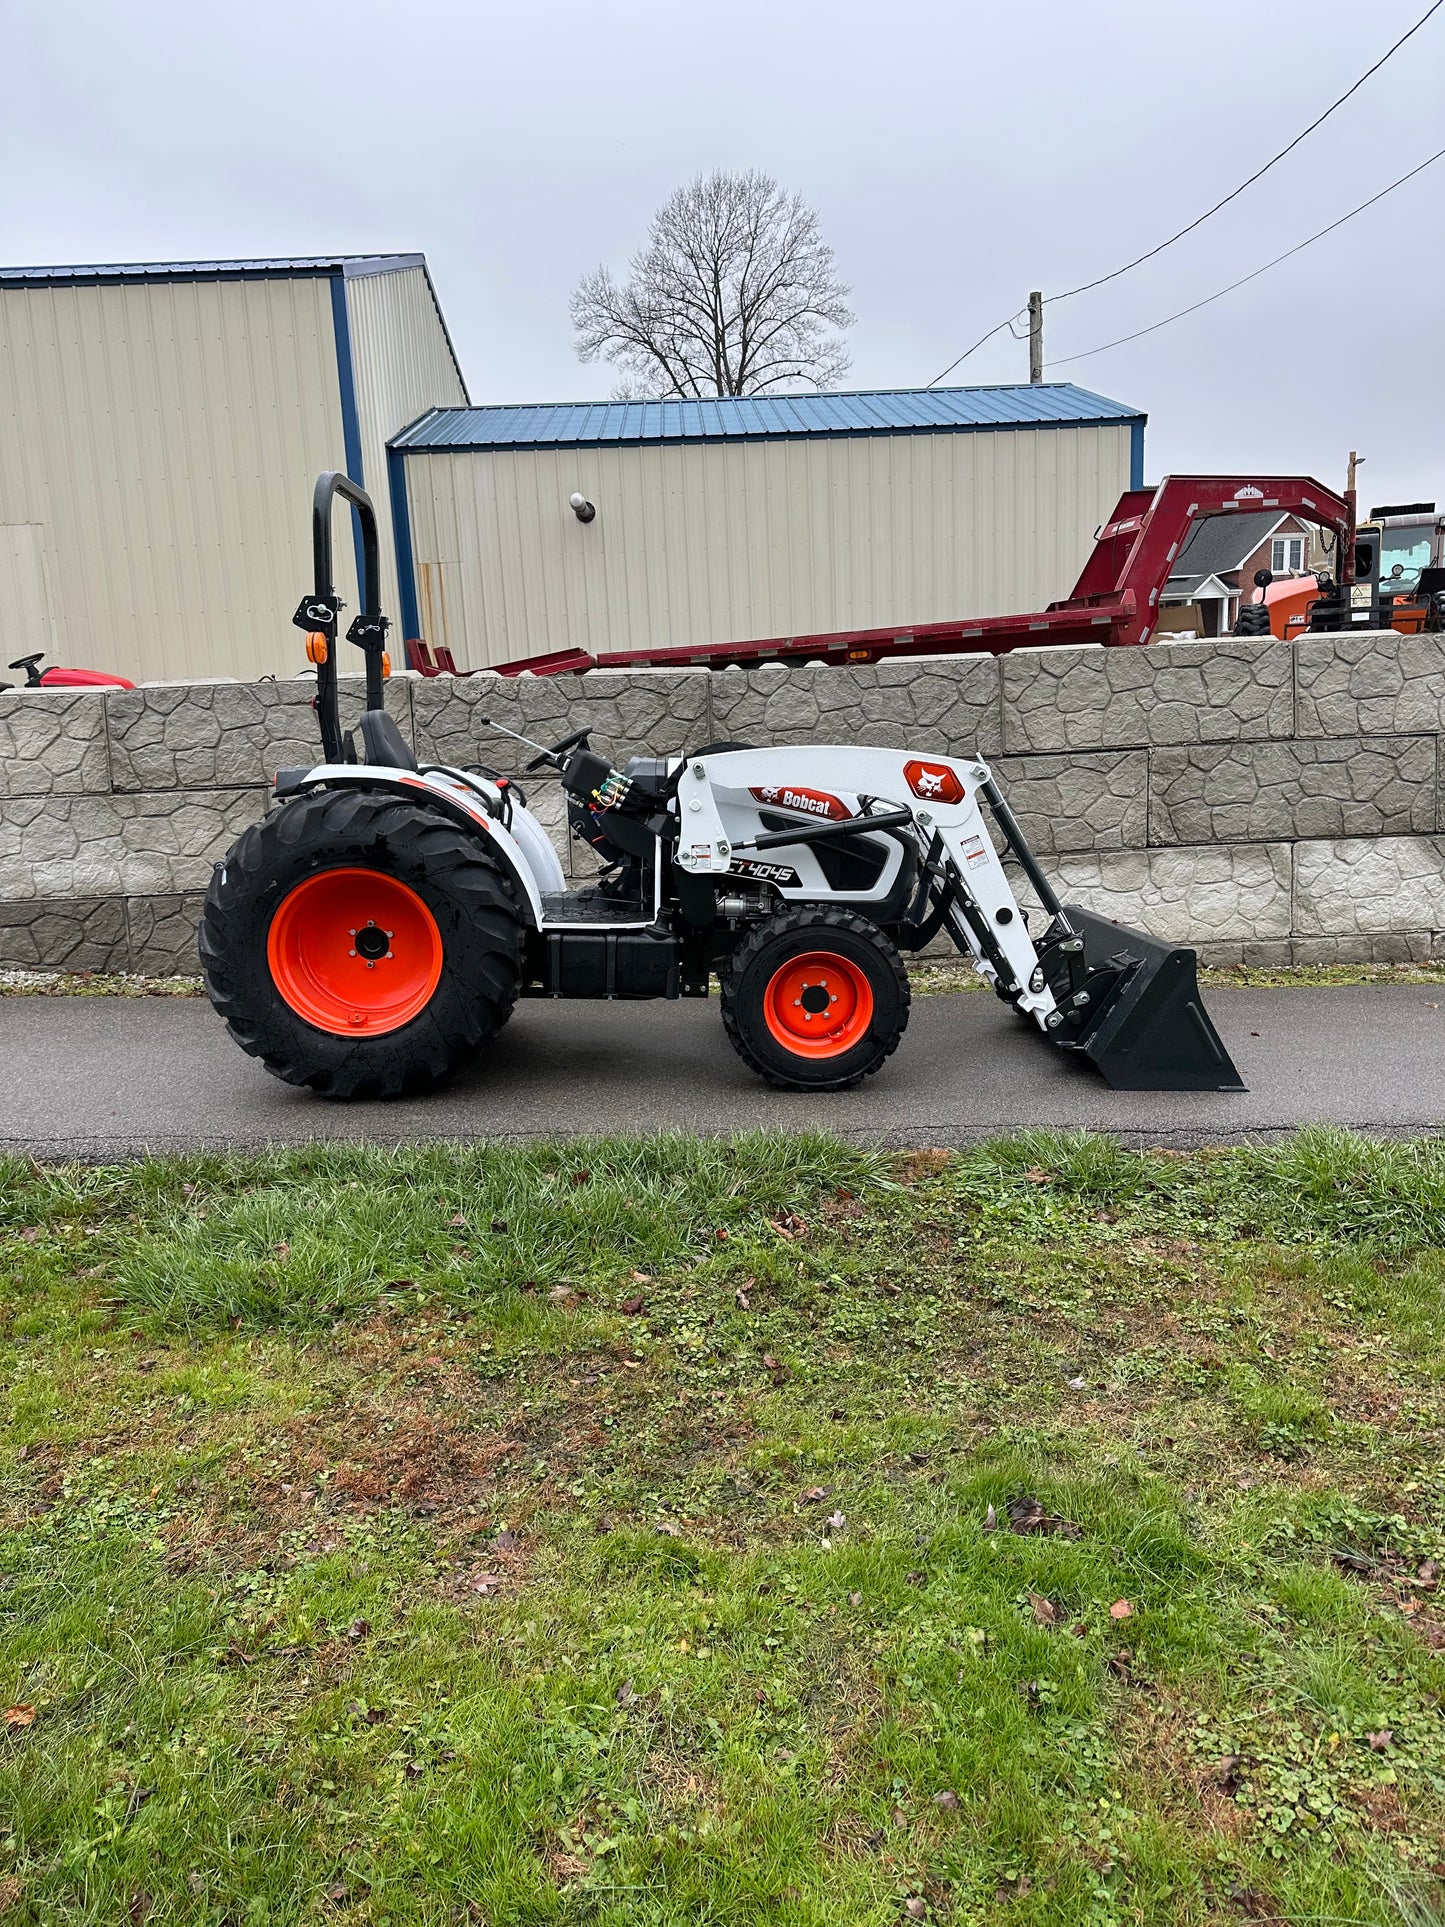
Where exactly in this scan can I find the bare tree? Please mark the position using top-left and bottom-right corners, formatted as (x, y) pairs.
(571, 171), (854, 398)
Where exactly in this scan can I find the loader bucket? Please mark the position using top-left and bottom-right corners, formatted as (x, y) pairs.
(1042, 906), (1245, 1092)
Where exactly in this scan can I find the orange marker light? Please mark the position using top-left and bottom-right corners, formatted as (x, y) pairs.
(305, 632), (328, 665)
(381, 651), (391, 679)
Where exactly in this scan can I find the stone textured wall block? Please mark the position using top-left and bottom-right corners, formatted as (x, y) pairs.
(1002, 636), (1292, 751)
(1150, 736), (1436, 845)
(0, 791), (267, 902)
(414, 669), (710, 775)
(1015, 842), (1293, 943)
(1295, 631), (1445, 739)
(126, 893), (208, 975)
(106, 678), (416, 792)
(709, 653), (1002, 755)
(0, 898), (129, 972)
(1293, 835), (1445, 937)
(992, 750), (1147, 854)
(1292, 932), (1437, 964)
(0, 689), (110, 798)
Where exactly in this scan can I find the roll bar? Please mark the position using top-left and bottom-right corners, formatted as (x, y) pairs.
(291, 471), (391, 763)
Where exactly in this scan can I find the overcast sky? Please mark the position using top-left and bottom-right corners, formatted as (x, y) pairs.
(6, 0), (1443, 511)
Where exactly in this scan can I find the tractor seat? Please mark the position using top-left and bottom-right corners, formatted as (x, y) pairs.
(358, 708), (419, 772)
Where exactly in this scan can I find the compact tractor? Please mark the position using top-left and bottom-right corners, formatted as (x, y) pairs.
(200, 474), (1244, 1100)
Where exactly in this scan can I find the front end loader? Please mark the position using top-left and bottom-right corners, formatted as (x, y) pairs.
(199, 474), (1244, 1100)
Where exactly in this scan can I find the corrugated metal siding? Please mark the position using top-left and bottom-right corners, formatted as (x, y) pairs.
(0, 275), (354, 683)
(344, 267), (468, 628)
(395, 383), (1143, 451)
(401, 422), (1132, 668)
(0, 524), (57, 654)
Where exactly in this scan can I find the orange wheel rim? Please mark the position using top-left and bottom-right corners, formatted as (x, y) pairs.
(267, 868), (443, 1037)
(762, 950), (874, 1059)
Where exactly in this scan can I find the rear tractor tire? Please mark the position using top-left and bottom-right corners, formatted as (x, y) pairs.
(720, 908), (910, 1092)
(200, 790), (524, 1099)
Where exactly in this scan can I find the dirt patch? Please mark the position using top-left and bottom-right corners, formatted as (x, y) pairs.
(642, 1749), (724, 1812)
(326, 1411), (517, 1512)
(892, 1150), (952, 1185)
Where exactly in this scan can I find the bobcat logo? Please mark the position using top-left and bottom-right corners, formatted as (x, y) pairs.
(903, 759), (965, 805)
(748, 784), (846, 820)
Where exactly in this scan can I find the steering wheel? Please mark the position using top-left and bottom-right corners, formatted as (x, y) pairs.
(8, 652), (46, 688)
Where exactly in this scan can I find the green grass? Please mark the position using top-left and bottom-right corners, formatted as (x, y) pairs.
(3, 1128), (1445, 1925)
(0, 969), (203, 997)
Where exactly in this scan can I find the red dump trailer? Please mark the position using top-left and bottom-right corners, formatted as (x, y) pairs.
(493, 474), (1356, 677)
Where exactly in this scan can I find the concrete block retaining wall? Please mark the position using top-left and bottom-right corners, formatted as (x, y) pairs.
(1, 631), (1442, 975)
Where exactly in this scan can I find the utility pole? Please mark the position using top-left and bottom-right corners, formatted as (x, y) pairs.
(1028, 292), (1043, 384)
(1343, 450), (1362, 591)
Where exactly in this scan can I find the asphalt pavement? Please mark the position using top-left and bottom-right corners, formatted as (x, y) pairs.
(1, 984), (1442, 1159)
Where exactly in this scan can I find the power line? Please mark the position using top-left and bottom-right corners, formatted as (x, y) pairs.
(1047, 143), (1445, 369)
(1049, 0), (1443, 302)
(925, 0), (1442, 387)
(928, 310), (1026, 387)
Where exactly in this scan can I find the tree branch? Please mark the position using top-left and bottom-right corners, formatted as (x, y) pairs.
(570, 169), (852, 398)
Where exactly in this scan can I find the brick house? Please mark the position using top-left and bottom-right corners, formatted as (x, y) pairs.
(1157, 510), (1315, 637)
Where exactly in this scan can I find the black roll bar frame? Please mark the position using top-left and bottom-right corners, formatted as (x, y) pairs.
(291, 471), (391, 763)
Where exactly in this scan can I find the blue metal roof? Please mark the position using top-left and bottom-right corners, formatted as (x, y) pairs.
(392, 383), (1143, 453)
(0, 253), (426, 287)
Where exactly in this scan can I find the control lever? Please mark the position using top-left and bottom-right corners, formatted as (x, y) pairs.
(526, 727), (592, 773)
(475, 714), (593, 771)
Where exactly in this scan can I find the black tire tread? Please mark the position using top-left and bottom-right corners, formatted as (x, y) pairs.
(719, 906), (910, 1092)
(200, 789), (524, 1100)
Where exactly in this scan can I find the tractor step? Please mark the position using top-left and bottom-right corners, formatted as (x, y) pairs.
(539, 891), (651, 927)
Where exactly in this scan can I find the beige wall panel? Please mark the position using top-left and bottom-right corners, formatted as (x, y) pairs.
(0, 275), (357, 684)
(403, 423), (1131, 669)
(344, 267), (467, 628)
(0, 524), (58, 656)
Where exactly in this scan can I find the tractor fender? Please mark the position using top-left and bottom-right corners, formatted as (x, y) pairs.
(288, 768), (550, 928)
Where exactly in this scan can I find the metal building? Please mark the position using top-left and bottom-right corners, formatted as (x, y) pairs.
(390, 385), (1145, 670)
(0, 255), (466, 684)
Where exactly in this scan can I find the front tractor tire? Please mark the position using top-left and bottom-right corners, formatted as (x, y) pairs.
(200, 789), (524, 1099)
(720, 908), (910, 1092)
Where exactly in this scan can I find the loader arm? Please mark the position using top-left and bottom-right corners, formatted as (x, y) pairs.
(678, 744), (1244, 1091)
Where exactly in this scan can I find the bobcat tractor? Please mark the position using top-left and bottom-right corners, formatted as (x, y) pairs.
(200, 475), (1244, 1100)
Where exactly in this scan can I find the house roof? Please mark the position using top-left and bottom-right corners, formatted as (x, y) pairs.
(1173, 510), (1299, 577)
(391, 382), (1145, 453)
(1164, 572), (1235, 600)
(0, 254), (428, 287)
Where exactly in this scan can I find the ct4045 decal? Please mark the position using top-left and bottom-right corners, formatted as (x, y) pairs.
(728, 855), (803, 886)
